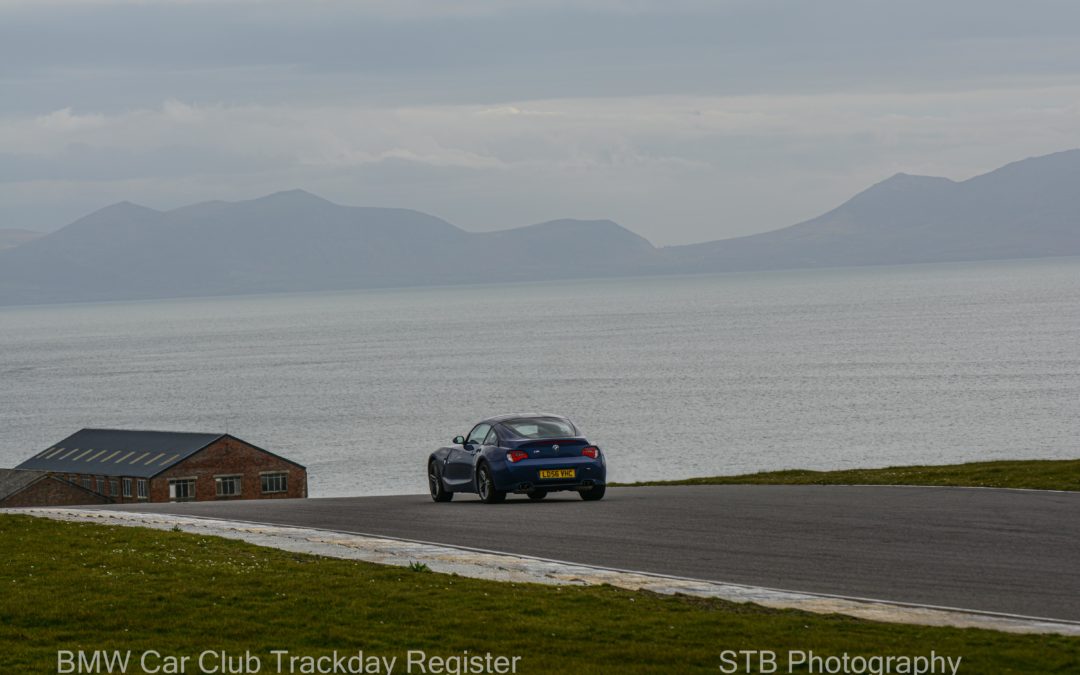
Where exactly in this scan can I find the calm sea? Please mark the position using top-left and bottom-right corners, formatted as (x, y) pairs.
(1, 258), (1078, 496)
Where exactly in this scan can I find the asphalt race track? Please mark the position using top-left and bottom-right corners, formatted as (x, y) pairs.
(93, 485), (1080, 622)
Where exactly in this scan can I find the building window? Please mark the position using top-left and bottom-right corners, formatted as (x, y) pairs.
(168, 478), (195, 501)
(215, 475), (241, 497)
(261, 472), (287, 494)
(122, 478), (132, 498)
(69, 474), (78, 483)
(137, 479), (148, 499)
(95, 477), (104, 494)
(109, 480), (119, 496)
(82, 477), (91, 489)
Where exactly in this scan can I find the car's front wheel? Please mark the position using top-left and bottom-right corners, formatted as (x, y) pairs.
(476, 464), (506, 504)
(429, 461), (453, 502)
(579, 484), (606, 501)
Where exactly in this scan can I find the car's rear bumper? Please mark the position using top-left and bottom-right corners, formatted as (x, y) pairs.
(491, 455), (606, 493)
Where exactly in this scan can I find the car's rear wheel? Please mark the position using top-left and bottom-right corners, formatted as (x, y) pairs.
(527, 490), (548, 501)
(429, 461), (453, 502)
(579, 484), (606, 501)
(477, 464), (506, 504)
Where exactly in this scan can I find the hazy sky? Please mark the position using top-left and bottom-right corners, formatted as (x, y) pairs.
(3, 0), (1080, 245)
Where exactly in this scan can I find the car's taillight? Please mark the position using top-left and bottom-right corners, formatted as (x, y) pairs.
(506, 450), (529, 463)
(582, 446), (600, 459)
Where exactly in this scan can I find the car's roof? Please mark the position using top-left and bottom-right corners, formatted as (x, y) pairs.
(481, 412), (571, 425)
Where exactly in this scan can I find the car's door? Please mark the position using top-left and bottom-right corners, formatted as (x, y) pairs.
(444, 422), (490, 490)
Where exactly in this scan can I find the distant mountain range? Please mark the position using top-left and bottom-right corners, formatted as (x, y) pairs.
(1, 149), (1078, 305)
(670, 148), (1080, 272)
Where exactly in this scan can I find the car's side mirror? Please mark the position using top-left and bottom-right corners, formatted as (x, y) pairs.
(453, 435), (465, 445)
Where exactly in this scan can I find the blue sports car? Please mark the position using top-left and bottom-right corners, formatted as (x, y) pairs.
(428, 414), (607, 503)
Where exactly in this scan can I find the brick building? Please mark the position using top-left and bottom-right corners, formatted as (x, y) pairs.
(12, 429), (307, 504)
(0, 468), (110, 508)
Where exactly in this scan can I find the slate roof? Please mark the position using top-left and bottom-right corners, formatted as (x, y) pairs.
(15, 429), (226, 478)
(0, 468), (49, 501)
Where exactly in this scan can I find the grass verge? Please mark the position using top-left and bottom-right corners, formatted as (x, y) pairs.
(611, 459), (1080, 491)
(1, 515), (1078, 673)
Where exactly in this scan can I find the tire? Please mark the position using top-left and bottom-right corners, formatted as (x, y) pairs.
(429, 461), (453, 502)
(476, 464), (506, 504)
(527, 490), (548, 501)
(579, 484), (606, 501)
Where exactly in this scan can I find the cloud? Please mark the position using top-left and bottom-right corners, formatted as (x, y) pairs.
(4, 1), (1080, 103)
(0, 0), (715, 12)
(3, 84), (1080, 244)
(34, 108), (106, 132)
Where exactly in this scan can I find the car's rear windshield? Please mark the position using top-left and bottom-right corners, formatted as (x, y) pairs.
(502, 418), (578, 439)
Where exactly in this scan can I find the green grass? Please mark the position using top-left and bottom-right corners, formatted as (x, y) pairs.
(611, 459), (1080, 491)
(1, 516), (1077, 673)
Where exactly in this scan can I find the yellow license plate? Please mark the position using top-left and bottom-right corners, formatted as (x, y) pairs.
(539, 469), (576, 480)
